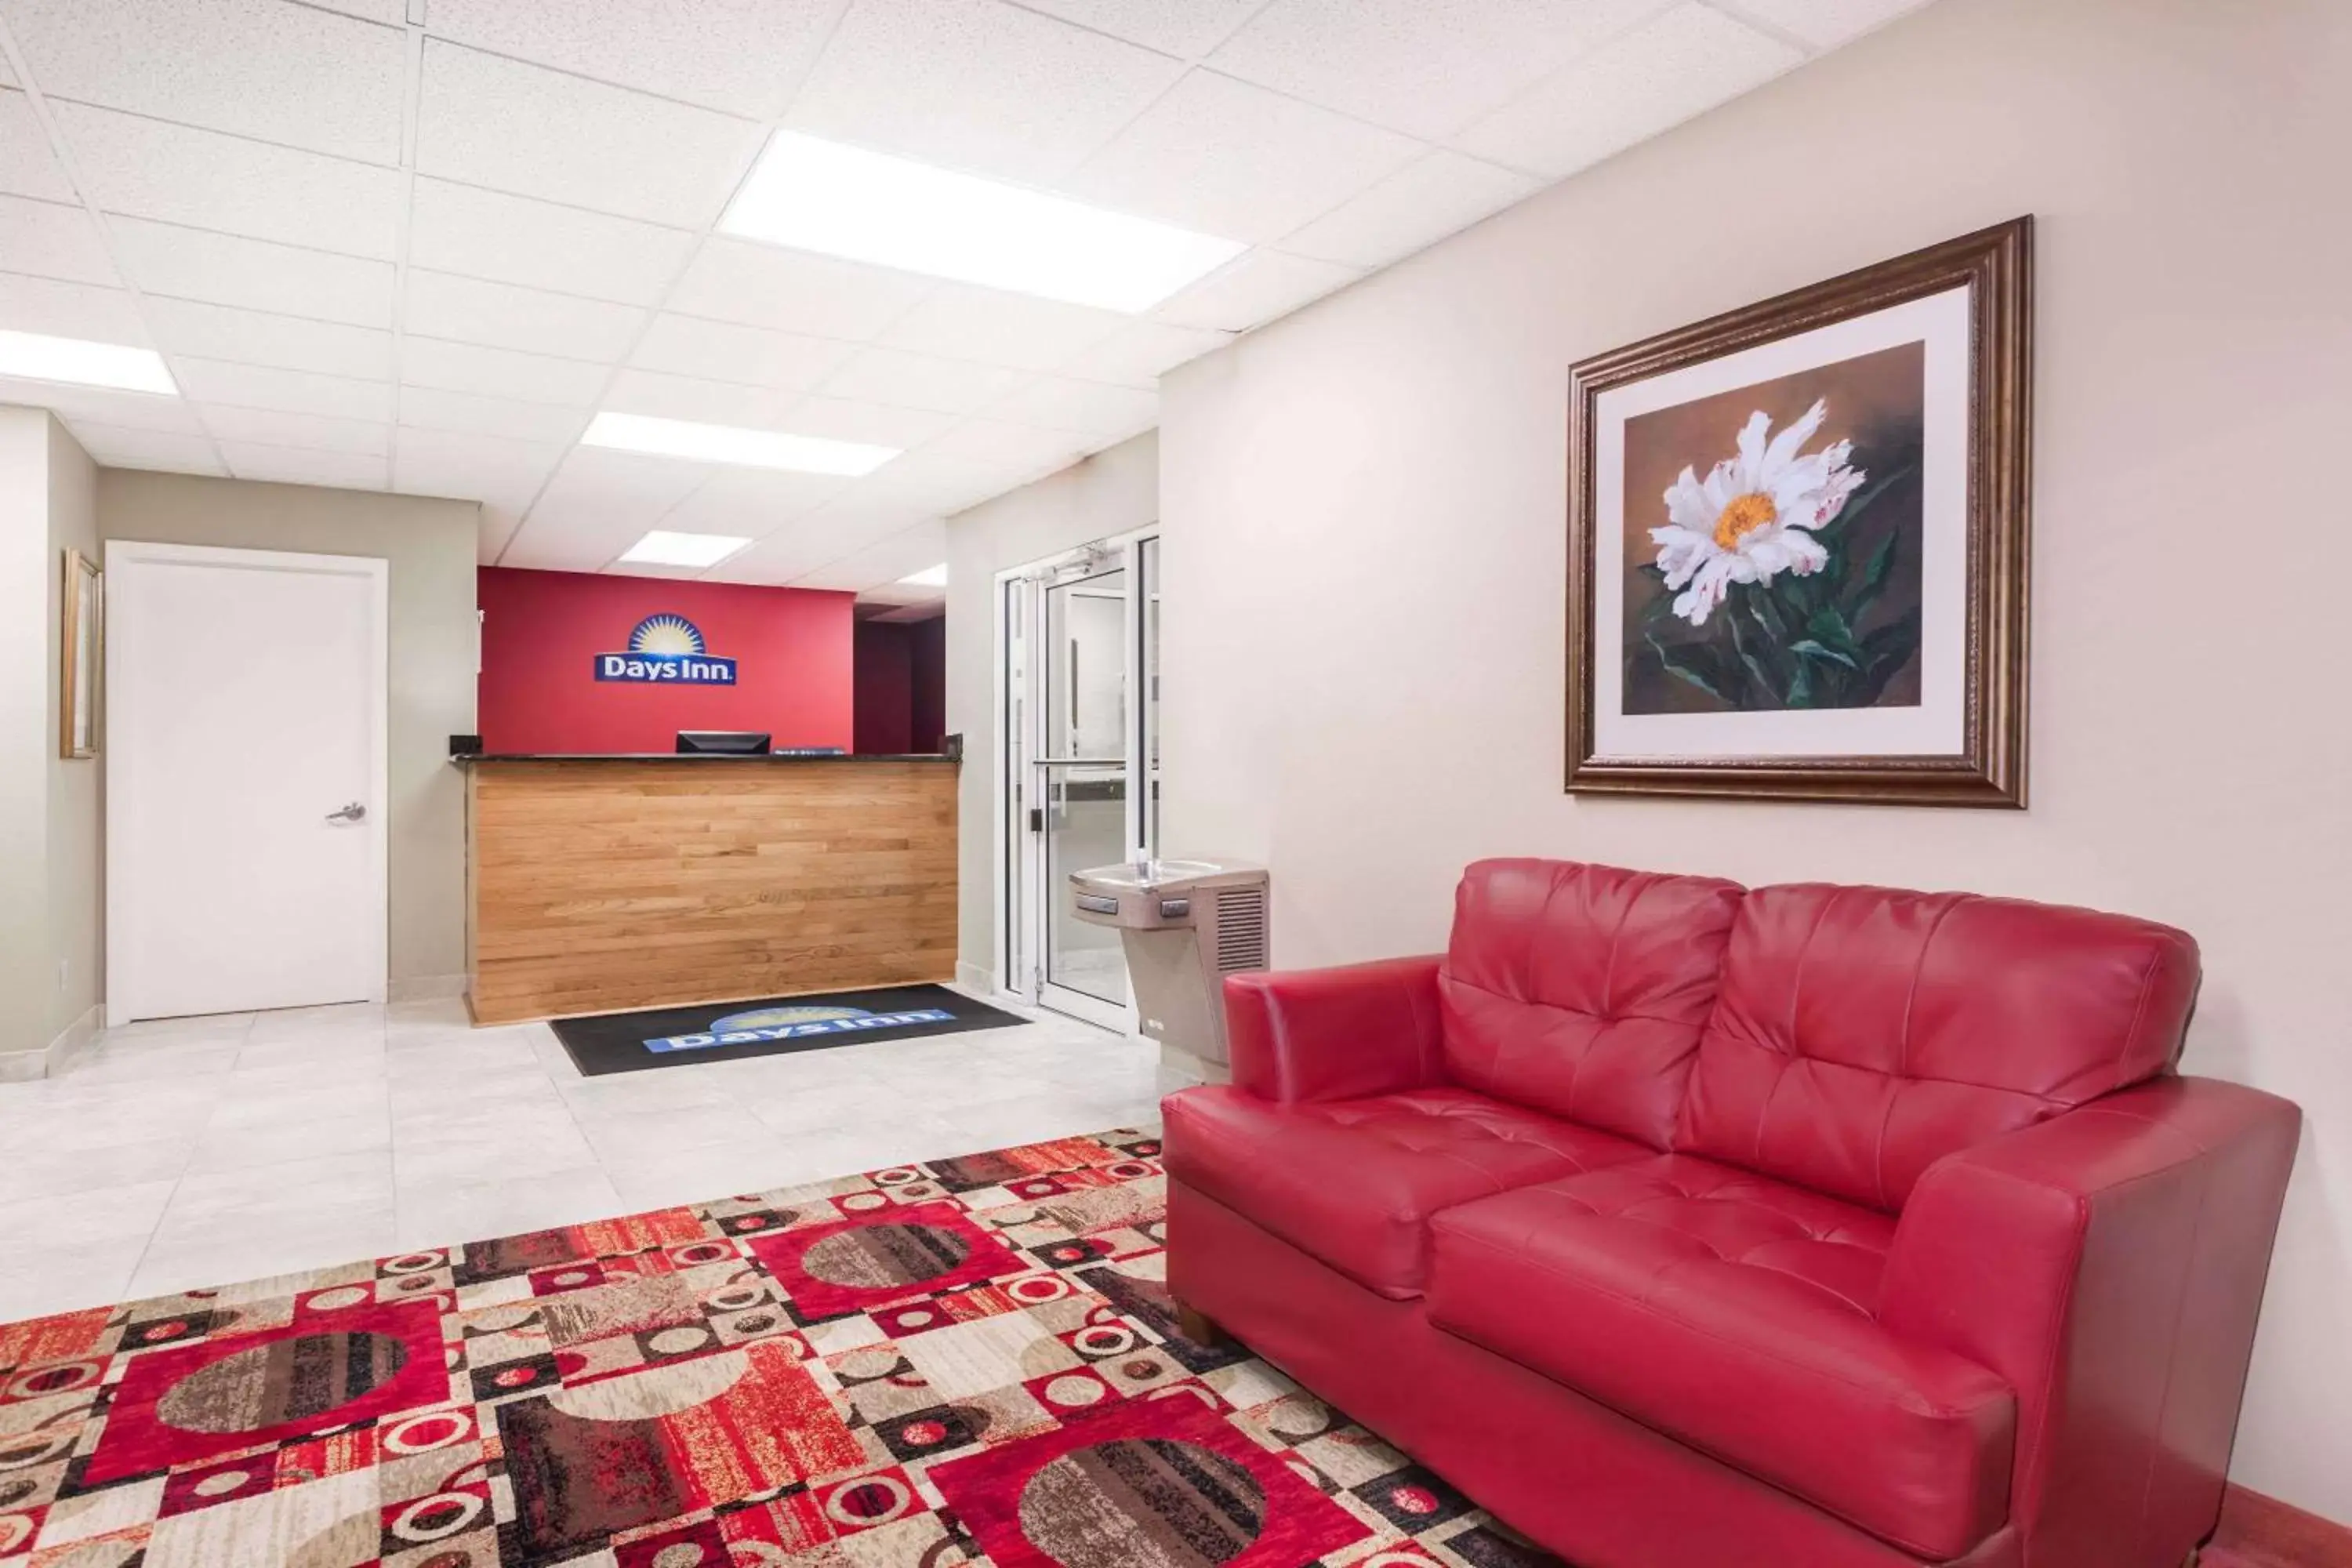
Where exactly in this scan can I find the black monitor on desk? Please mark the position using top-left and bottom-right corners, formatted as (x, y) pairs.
(676, 731), (771, 754)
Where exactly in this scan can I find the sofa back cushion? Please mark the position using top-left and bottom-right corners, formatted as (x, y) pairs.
(1676, 883), (2200, 1210)
(1440, 859), (1744, 1149)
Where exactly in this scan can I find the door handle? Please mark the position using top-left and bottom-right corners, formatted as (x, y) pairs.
(325, 801), (367, 824)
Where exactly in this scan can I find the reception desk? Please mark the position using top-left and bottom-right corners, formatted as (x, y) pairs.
(459, 753), (957, 1024)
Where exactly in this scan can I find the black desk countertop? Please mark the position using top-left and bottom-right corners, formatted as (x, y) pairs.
(452, 752), (957, 764)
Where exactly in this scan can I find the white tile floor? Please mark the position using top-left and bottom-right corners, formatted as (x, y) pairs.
(0, 989), (1173, 1326)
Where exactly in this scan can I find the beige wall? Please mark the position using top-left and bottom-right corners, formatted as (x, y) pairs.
(0, 410), (58, 1059)
(45, 419), (99, 1044)
(944, 430), (1159, 981)
(99, 470), (480, 989)
(1160, 0), (2352, 1521)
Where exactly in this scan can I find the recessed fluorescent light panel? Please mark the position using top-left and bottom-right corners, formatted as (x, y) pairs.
(617, 530), (752, 569)
(582, 411), (898, 476)
(722, 132), (1246, 313)
(898, 564), (949, 587)
(0, 329), (176, 394)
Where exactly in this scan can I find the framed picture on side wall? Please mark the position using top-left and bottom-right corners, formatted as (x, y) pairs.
(61, 546), (100, 760)
(1566, 217), (2031, 807)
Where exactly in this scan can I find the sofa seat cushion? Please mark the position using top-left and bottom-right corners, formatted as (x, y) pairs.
(1427, 1156), (2015, 1560)
(1162, 1084), (1650, 1299)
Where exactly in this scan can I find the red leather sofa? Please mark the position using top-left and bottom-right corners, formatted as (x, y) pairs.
(1162, 859), (2299, 1568)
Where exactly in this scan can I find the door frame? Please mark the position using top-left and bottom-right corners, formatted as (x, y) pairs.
(992, 526), (1159, 1029)
(104, 540), (391, 1024)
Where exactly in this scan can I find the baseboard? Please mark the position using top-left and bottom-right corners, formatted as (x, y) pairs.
(0, 1004), (103, 1082)
(388, 971), (468, 1003)
(2208, 1484), (2352, 1566)
(955, 960), (996, 995)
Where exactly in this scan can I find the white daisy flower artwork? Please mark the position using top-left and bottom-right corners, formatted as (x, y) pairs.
(1649, 398), (1864, 629)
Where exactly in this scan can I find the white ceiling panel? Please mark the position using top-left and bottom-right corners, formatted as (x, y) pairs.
(879, 285), (1123, 372)
(173, 357), (394, 422)
(0, 90), (77, 203)
(771, 394), (954, 451)
(1457, 3), (1802, 178)
(920, 418), (1092, 479)
(657, 467), (855, 537)
(415, 42), (767, 229)
(396, 385), (590, 445)
(1061, 70), (1424, 244)
(403, 270), (645, 361)
(3, 0), (406, 165)
(830, 445), (1021, 514)
(477, 503), (524, 562)
(815, 346), (1034, 415)
(219, 440), (388, 488)
(1009, 0), (1267, 60)
(303, 0), (405, 21)
(1279, 148), (1537, 267)
(1054, 319), (1232, 387)
(205, 404), (390, 455)
(392, 426), (564, 510)
(0, 47), (12, 86)
(1153, 248), (1363, 331)
(663, 239), (934, 341)
(500, 445), (715, 569)
(399, 336), (608, 407)
(0, 375), (199, 432)
(1728, 0), (1934, 48)
(422, 0), (839, 120)
(629, 314), (860, 393)
(64, 419), (227, 474)
(0, 194), (117, 285)
(790, 517), (952, 591)
(51, 102), (402, 259)
(107, 217), (396, 325)
(786, 0), (1185, 184)
(406, 179), (698, 307)
(1210, 0), (1674, 141)
(601, 368), (802, 429)
(141, 297), (393, 379)
(987, 376), (1158, 437)
(0, 271), (153, 344)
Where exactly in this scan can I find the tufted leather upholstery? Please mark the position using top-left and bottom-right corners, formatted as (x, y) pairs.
(1428, 1156), (2013, 1559)
(1441, 859), (1742, 1148)
(1163, 1083), (1650, 1298)
(1675, 882), (2201, 1210)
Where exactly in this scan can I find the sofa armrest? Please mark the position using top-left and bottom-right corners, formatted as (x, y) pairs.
(1224, 956), (1447, 1104)
(1878, 1076), (2300, 1568)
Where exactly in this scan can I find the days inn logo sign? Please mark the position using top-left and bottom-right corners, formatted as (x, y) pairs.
(595, 613), (737, 685)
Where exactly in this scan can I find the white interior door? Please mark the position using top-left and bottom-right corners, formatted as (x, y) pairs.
(107, 543), (388, 1022)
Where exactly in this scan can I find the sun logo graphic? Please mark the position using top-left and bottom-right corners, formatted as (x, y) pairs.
(594, 612), (738, 684)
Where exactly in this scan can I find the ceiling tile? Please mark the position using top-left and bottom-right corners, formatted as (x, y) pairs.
(0, 91), (78, 202)
(403, 270), (646, 360)
(878, 285), (1123, 372)
(1152, 248), (1363, 330)
(817, 345), (1033, 413)
(828, 445), (1014, 514)
(1279, 148), (1537, 267)
(174, 357), (394, 422)
(920, 418), (1092, 478)
(500, 447), (715, 570)
(1209, 0), (1674, 140)
(601, 368), (801, 428)
(406, 180), (698, 307)
(49, 102), (401, 258)
(665, 239), (935, 341)
(629, 314), (860, 393)
(399, 336), (610, 406)
(0, 375), (199, 432)
(304, 0), (405, 20)
(393, 426), (564, 510)
(477, 503), (524, 562)
(790, 517), (954, 592)
(0, 194), (116, 285)
(1053, 318), (1232, 387)
(415, 42), (766, 228)
(657, 467), (855, 538)
(107, 216), (395, 325)
(141, 297), (394, 379)
(0, 271), (152, 344)
(64, 419), (226, 474)
(1061, 70), (1424, 243)
(205, 405), (390, 455)
(218, 440), (388, 489)
(1455, 3), (1803, 178)
(0, 48), (13, 86)
(1729, 0), (1933, 48)
(395, 385), (590, 445)
(1009, 0), (1266, 59)
(772, 394), (954, 451)
(4, 0), (405, 164)
(421, 0), (837, 119)
(987, 376), (1159, 437)
(785, 0), (1185, 183)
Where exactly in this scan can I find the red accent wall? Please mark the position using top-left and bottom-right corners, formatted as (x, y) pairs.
(852, 615), (947, 754)
(477, 566), (855, 754)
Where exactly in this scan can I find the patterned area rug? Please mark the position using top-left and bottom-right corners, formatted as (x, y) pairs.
(0, 1126), (1558, 1567)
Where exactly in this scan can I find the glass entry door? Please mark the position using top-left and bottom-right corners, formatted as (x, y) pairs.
(1003, 532), (1158, 1029)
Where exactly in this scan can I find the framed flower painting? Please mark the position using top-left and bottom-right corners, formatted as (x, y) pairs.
(1566, 218), (2032, 806)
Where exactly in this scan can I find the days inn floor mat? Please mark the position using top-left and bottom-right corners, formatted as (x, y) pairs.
(545, 984), (1025, 1077)
(0, 1125), (1560, 1567)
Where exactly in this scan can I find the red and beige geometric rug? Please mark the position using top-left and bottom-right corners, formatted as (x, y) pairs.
(0, 1126), (1557, 1567)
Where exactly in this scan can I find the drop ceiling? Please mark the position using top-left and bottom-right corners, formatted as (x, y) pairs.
(0, 0), (1929, 602)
